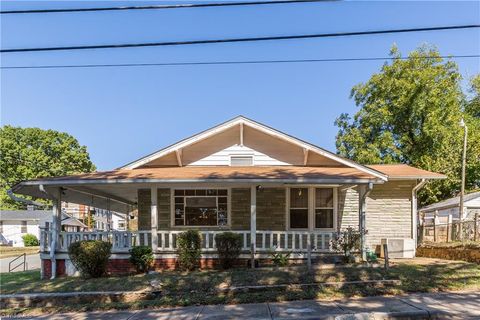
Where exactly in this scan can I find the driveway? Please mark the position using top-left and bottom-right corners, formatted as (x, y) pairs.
(14, 290), (480, 319)
(0, 254), (41, 273)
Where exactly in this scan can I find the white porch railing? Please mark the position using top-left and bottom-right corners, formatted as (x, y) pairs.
(40, 229), (334, 254)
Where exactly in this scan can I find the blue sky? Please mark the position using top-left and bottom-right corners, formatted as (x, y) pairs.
(1, 1), (479, 170)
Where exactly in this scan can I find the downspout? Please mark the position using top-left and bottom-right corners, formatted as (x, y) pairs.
(359, 182), (373, 261)
(6, 189), (46, 208)
(412, 179), (427, 250)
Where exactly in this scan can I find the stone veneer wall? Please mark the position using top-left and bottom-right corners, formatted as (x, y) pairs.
(230, 188), (251, 230)
(137, 189), (151, 231)
(257, 188), (286, 231)
(137, 188), (170, 230)
(136, 183), (415, 247)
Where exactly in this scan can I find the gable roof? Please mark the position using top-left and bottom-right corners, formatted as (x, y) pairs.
(121, 116), (388, 181)
(0, 210), (51, 221)
(420, 191), (480, 212)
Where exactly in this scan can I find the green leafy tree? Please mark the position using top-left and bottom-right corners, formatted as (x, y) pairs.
(335, 45), (480, 205)
(0, 126), (96, 209)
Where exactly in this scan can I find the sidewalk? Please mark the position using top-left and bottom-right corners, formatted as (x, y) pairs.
(10, 290), (480, 319)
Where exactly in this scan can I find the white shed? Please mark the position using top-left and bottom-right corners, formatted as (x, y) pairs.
(419, 191), (480, 224)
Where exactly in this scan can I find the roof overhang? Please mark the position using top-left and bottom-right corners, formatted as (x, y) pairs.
(11, 165), (385, 213)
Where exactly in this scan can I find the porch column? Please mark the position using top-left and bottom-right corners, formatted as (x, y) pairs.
(358, 183), (372, 262)
(250, 186), (257, 268)
(50, 187), (62, 280)
(151, 187), (158, 252)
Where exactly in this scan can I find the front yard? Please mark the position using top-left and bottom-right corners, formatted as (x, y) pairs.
(1, 258), (479, 316)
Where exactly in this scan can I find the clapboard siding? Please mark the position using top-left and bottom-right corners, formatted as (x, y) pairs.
(365, 181), (414, 249)
(189, 145), (291, 166)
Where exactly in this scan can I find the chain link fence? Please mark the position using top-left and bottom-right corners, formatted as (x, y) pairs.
(419, 218), (480, 243)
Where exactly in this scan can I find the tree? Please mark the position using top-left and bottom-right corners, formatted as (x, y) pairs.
(335, 45), (480, 205)
(0, 126), (96, 209)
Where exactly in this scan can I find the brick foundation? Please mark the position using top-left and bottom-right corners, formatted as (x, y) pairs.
(42, 259), (66, 279)
(41, 257), (277, 279)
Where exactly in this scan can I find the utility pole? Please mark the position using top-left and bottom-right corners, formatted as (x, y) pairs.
(459, 119), (468, 241)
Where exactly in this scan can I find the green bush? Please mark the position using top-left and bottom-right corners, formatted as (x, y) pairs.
(177, 230), (201, 271)
(68, 240), (112, 278)
(215, 232), (242, 269)
(22, 234), (39, 247)
(331, 227), (366, 263)
(269, 249), (291, 267)
(129, 246), (154, 273)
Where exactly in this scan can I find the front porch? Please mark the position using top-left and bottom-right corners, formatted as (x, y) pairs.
(39, 229), (335, 255)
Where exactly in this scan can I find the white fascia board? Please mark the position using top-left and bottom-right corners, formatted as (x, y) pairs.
(388, 175), (447, 180)
(15, 177), (385, 187)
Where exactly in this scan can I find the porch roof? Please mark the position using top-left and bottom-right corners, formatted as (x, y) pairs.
(11, 164), (444, 214)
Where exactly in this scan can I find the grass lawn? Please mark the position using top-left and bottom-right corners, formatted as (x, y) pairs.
(1, 258), (479, 315)
(0, 246), (39, 259)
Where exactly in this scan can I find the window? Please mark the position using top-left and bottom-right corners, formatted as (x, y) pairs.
(230, 156), (253, 166)
(0, 221), (3, 233)
(21, 221), (27, 233)
(315, 188), (334, 229)
(174, 189), (228, 226)
(289, 188), (308, 229)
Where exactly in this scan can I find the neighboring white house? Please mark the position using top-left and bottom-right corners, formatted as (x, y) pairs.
(0, 210), (87, 247)
(419, 191), (480, 224)
(112, 212), (127, 231)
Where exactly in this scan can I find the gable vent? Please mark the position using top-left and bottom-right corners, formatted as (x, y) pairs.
(231, 156), (253, 166)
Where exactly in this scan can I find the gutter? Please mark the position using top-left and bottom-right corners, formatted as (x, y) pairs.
(412, 179), (427, 248)
(6, 189), (46, 208)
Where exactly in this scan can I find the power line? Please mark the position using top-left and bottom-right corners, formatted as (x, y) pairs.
(2, 25), (479, 53)
(0, 0), (333, 14)
(2, 55), (478, 70)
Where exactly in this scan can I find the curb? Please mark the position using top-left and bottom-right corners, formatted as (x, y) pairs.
(0, 290), (154, 308)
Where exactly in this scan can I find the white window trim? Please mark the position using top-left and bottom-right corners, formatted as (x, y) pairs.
(286, 186), (338, 231)
(170, 187), (231, 228)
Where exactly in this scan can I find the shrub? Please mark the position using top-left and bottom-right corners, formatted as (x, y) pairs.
(68, 240), (112, 278)
(215, 232), (242, 269)
(331, 227), (366, 263)
(129, 246), (154, 273)
(269, 248), (291, 267)
(177, 230), (201, 271)
(22, 234), (39, 247)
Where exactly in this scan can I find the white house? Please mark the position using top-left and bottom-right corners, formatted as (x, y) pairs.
(419, 191), (480, 224)
(0, 210), (86, 247)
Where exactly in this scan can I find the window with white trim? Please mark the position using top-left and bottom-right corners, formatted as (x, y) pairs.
(21, 220), (27, 233)
(174, 189), (228, 226)
(315, 188), (334, 228)
(289, 188), (309, 229)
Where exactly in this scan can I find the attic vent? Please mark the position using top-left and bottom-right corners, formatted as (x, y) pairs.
(231, 156), (253, 166)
